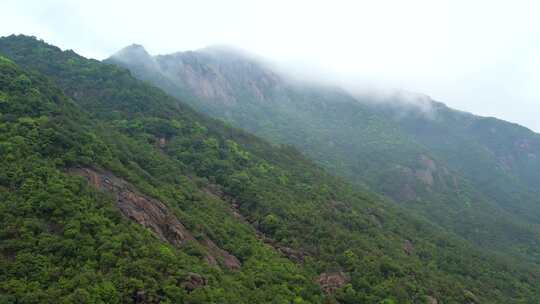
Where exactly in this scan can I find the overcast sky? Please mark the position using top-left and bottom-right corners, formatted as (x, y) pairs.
(2, 0), (540, 131)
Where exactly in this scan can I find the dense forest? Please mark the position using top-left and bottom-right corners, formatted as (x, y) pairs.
(1, 35), (539, 303)
(107, 44), (540, 268)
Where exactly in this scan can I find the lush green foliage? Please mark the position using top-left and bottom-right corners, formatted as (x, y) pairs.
(1, 35), (539, 303)
(108, 46), (540, 268)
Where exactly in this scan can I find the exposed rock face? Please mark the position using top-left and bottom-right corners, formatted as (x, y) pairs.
(70, 167), (241, 270)
(177, 60), (239, 106)
(415, 155), (437, 186)
(109, 45), (283, 108)
(200, 238), (241, 270)
(71, 167), (194, 246)
(316, 272), (350, 294)
(415, 169), (434, 186)
(157, 137), (167, 149)
(403, 240), (415, 255)
(388, 154), (460, 202)
(182, 273), (208, 292)
(110, 44), (158, 72)
(420, 154), (437, 171)
(158, 47), (282, 107)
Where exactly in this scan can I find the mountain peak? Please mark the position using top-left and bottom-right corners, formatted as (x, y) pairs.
(111, 43), (150, 59)
(110, 43), (155, 68)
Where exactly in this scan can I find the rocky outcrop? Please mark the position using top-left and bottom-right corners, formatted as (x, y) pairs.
(415, 169), (434, 186)
(316, 272), (350, 294)
(70, 167), (194, 246)
(110, 45), (282, 108)
(402, 240), (414, 255)
(420, 154), (437, 171)
(70, 167), (241, 270)
(156, 137), (167, 149)
(182, 273), (208, 292)
(415, 155), (437, 186)
(389, 155), (460, 202)
(200, 238), (241, 270)
(109, 44), (157, 72)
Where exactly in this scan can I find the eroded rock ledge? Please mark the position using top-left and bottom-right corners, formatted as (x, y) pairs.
(316, 272), (350, 294)
(70, 167), (240, 270)
(70, 167), (194, 246)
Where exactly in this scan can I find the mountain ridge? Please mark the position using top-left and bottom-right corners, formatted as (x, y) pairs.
(2, 34), (539, 303)
(107, 42), (540, 267)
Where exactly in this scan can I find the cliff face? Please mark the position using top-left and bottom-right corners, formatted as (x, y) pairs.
(160, 49), (282, 106)
(109, 45), (283, 108)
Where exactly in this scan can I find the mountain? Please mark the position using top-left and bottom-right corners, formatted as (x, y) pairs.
(371, 98), (540, 222)
(1, 35), (539, 303)
(107, 44), (540, 266)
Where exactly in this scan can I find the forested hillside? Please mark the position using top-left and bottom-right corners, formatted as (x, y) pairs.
(371, 99), (540, 224)
(107, 45), (540, 267)
(1, 35), (539, 303)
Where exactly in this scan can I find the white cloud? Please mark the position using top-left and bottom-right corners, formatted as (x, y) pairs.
(2, 0), (540, 130)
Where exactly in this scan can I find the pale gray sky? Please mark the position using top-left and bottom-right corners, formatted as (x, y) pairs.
(2, 0), (540, 131)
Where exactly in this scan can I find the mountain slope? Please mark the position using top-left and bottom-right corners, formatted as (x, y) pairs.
(107, 44), (540, 266)
(371, 99), (540, 222)
(0, 46), (320, 303)
(1, 35), (539, 303)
